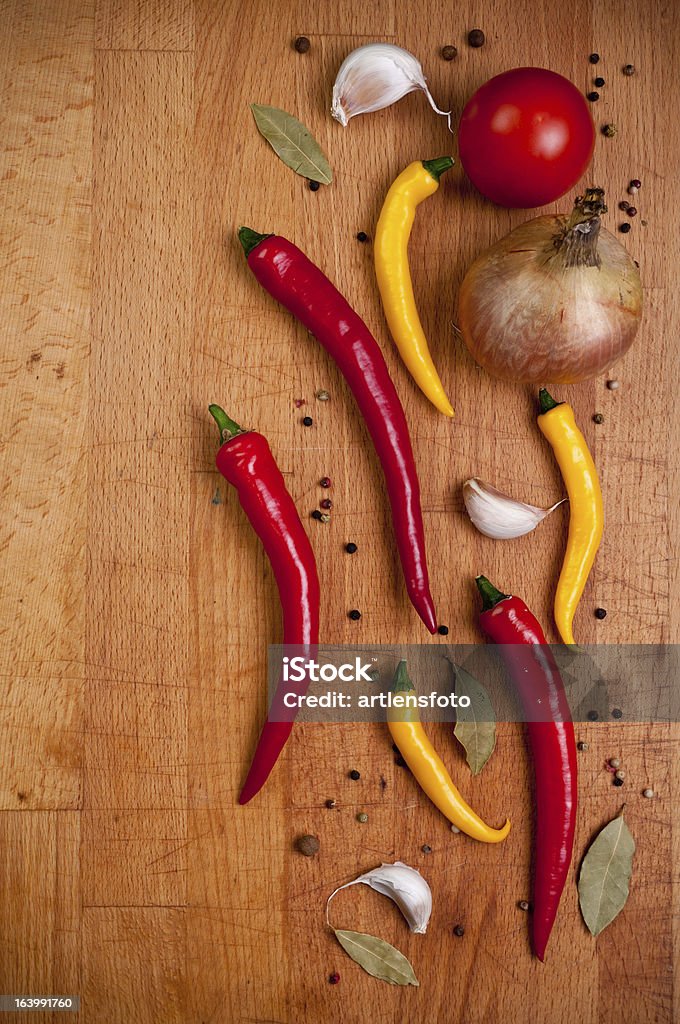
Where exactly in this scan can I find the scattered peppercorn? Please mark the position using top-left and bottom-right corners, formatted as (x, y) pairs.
(619, 222), (631, 233)
(640, 222), (647, 228)
(356, 812), (368, 823)
(593, 413), (604, 424)
(595, 608), (607, 619)
(328, 972), (340, 985)
(294, 36), (310, 53)
(308, 179), (320, 192)
(349, 769), (361, 780)
(348, 609), (361, 621)
(588, 710), (599, 721)
(612, 708), (623, 720)
(294, 398), (305, 407)
(643, 788), (654, 798)
(441, 44), (458, 61)
(345, 542), (357, 554)
(606, 379), (620, 390)
(320, 498), (332, 510)
(577, 741), (589, 751)
(296, 834), (320, 856)
(438, 625), (449, 636)
(302, 415), (313, 426)
(602, 124), (617, 138)
(453, 924), (465, 937)
(356, 231), (368, 243)
(630, 178), (642, 190)
(587, 91), (600, 102)
(320, 477), (331, 488)
(623, 63), (635, 76)
(380, 775), (387, 789)
(316, 389), (330, 401)
(613, 777), (624, 787)
(325, 799), (337, 809)
(311, 509), (322, 521)
(518, 900), (530, 911)
(468, 28), (485, 47)
(450, 824), (460, 833)
(627, 206), (637, 217)
(394, 755), (407, 768)
(319, 512), (331, 523)
(589, 53), (600, 64)
(422, 844), (432, 854)
(594, 76), (605, 87)
(619, 200), (630, 211)
(609, 758), (621, 769)
(615, 769), (626, 780)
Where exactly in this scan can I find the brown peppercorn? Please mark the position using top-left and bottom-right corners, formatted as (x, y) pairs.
(296, 834), (320, 856)
(623, 63), (635, 76)
(619, 200), (630, 212)
(421, 844), (432, 854)
(602, 124), (618, 138)
(293, 36), (310, 53)
(592, 413), (604, 424)
(468, 29), (485, 47)
(453, 924), (465, 936)
(325, 799), (337, 809)
(441, 45), (457, 61)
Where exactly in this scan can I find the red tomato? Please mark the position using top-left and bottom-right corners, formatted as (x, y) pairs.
(458, 68), (595, 208)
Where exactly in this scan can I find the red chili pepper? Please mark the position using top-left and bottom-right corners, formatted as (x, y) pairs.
(475, 575), (577, 962)
(238, 227), (438, 635)
(209, 405), (320, 804)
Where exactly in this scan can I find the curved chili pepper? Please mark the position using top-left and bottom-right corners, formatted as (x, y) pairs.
(374, 157), (454, 417)
(209, 405), (320, 804)
(538, 387), (603, 646)
(388, 660), (510, 842)
(475, 575), (577, 962)
(238, 227), (438, 634)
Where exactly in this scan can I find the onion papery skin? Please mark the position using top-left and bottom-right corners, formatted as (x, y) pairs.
(459, 214), (643, 384)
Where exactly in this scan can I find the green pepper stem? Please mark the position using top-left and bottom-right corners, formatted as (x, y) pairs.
(238, 226), (272, 257)
(538, 387), (562, 414)
(392, 659), (414, 693)
(208, 404), (244, 444)
(475, 575), (510, 612)
(422, 156), (454, 182)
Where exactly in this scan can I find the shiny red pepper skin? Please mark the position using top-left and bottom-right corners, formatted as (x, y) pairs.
(211, 408), (320, 804)
(238, 228), (437, 635)
(476, 576), (577, 962)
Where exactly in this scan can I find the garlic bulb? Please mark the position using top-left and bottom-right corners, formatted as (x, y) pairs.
(331, 44), (451, 131)
(326, 861), (432, 934)
(463, 478), (566, 540)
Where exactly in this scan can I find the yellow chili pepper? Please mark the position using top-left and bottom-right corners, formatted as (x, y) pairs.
(387, 660), (510, 843)
(538, 388), (604, 646)
(374, 158), (454, 417)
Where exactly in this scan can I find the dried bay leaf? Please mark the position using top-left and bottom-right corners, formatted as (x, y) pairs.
(251, 104), (332, 184)
(451, 663), (496, 775)
(578, 812), (635, 937)
(334, 929), (419, 986)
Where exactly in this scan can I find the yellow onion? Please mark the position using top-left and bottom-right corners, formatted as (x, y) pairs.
(459, 189), (643, 383)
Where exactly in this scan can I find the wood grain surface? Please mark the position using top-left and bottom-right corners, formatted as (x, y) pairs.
(1, 1), (678, 1021)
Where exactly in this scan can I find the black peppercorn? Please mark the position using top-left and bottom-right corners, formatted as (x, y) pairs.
(619, 222), (631, 233)
(349, 769), (360, 780)
(612, 708), (623, 719)
(589, 53), (600, 64)
(623, 64), (635, 76)
(613, 776), (625, 787)
(422, 844), (432, 854)
(348, 609), (362, 621)
(302, 415), (313, 426)
(593, 413), (604, 424)
(325, 799), (337, 809)
(345, 542), (357, 554)
(311, 510), (322, 521)
(293, 36), (310, 53)
(468, 29), (485, 47)
(587, 710), (599, 721)
(587, 91), (600, 102)
(453, 924), (465, 937)
(356, 231), (368, 243)
(437, 625), (449, 636)
(594, 76), (605, 87)
(595, 607), (607, 619)
(441, 45), (457, 61)
(308, 179), (320, 191)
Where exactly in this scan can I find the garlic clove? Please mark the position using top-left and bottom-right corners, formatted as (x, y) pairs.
(331, 44), (451, 131)
(463, 478), (566, 540)
(326, 861), (432, 934)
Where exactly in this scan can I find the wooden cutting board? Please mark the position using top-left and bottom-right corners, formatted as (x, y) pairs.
(1, 1), (678, 1021)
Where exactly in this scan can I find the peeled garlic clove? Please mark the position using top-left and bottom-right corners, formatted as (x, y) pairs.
(331, 43), (451, 131)
(463, 478), (566, 540)
(326, 861), (432, 934)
